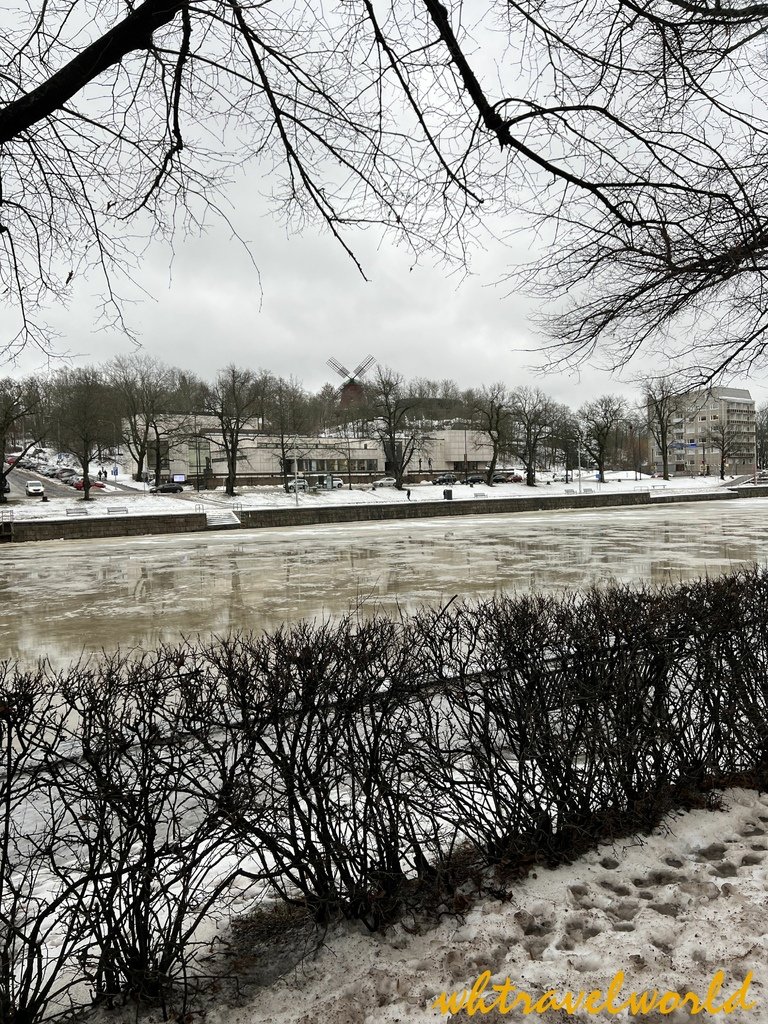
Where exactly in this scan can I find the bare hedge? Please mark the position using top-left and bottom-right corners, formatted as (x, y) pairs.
(2, 568), (768, 1020)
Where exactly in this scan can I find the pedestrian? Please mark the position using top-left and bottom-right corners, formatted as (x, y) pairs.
(406, 488), (411, 500)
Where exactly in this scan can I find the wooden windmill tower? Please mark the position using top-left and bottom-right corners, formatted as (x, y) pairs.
(326, 354), (376, 407)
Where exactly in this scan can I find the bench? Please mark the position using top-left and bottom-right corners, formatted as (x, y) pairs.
(652, 484), (668, 490)
(107, 506), (128, 514)
(473, 493), (488, 500)
(564, 488), (575, 495)
(66, 507), (89, 516)
(583, 488), (594, 494)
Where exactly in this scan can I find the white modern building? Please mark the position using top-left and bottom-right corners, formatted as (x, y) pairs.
(134, 420), (496, 485)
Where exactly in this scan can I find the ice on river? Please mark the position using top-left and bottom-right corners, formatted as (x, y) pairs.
(2, 497), (768, 668)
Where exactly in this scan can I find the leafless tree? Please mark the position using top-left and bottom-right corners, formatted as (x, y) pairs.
(0, 378), (42, 502)
(0, 0), (488, 362)
(412, 378), (467, 427)
(47, 368), (116, 499)
(468, 384), (513, 484)
(706, 419), (753, 479)
(548, 403), (580, 482)
(5, 0), (766, 376)
(203, 365), (266, 496)
(508, 386), (555, 487)
(107, 354), (182, 482)
(756, 404), (768, 471)
(579, 395), (627, 482)
(624, 411), (648, 480)
(263, 376), (313, 492)
(644, 378), (683, 481)
(365, 367), (430, 488)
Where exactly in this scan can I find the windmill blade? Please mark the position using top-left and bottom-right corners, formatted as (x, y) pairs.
(352, 354), (375, 379)
(327, 356), (352, 379)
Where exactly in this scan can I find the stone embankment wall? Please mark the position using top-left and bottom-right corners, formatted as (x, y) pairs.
(237, 490), (660, 530)
(6, 485), (768, 543)
(8, 512), (206, 543)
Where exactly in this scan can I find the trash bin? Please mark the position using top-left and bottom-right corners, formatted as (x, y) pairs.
(443, 488), (452, 500)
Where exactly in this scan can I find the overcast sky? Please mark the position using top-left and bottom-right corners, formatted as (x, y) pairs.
(4, 169), (768, 409)
(3, 7), (768, 411)
(2, 178), (754, 408)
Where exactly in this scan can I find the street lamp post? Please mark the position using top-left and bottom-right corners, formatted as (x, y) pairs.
(577, 435), (582, 494)
(289, 435), (300, 507)
(193, 414), (201, 492)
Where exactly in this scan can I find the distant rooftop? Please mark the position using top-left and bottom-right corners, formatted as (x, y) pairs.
(710, 386), (752, 401)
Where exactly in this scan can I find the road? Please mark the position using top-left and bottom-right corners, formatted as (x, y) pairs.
(3, 464), (137, 502)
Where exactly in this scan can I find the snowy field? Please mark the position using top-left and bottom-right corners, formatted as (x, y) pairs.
(0, 468), (746, 522)
(92, 787), (768, 1024)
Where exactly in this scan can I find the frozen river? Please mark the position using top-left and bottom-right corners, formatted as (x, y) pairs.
(2, 497), (768, 667)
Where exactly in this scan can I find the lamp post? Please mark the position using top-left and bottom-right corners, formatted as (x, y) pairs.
(193, 414), (201, 491)
(577, 434), (582, 494)
(628, 422), (639, 480)
(755, 425), (758, 484)
(289, 435), (300, 506)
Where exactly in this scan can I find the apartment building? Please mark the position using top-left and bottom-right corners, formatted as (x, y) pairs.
(650, 386), (756, 476)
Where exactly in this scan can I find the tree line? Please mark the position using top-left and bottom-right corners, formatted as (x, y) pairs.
(0, 359), (760, 502)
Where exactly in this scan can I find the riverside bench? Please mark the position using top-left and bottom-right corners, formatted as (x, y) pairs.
(66, 507), (89, 516)
(107, 506), (129, 514)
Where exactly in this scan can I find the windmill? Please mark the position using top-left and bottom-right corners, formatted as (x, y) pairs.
(326, 354), (376, 408)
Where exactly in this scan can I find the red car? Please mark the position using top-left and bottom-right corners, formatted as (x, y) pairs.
(73, 478), (106, 490)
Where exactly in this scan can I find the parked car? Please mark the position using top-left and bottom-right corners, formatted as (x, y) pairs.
(149, 482), (184, 493)
(492, 473), (509, 483)
(55, 468), (77, 480)
(373, 477), (397, 488)
(509, 474), (524, 483)
(24, 480), (45, 496)
(465, 474), (486, 484)
(432, 473), (458, 485)
(73, 478), (106, 490)
(287, 477), (309, 492)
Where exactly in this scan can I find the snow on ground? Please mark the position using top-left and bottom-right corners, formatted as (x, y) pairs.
(177, 788), (768, 1024)
(3, 470), (745, 523)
